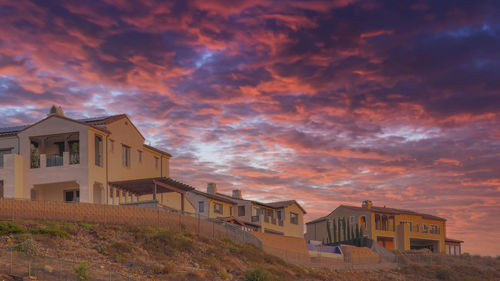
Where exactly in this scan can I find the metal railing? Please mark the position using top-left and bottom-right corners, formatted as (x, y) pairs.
(251, 215), (259, 222)
(70, 153), (80, 165)
(46, 154), (63, 167)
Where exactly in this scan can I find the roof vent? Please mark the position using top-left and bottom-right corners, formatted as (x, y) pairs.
(48, 105), (65, 117)
(207, 183), (217, 194)
(362, 200), (373, 209)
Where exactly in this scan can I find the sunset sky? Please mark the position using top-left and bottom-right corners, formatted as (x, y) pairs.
(0, 0), (499, 256)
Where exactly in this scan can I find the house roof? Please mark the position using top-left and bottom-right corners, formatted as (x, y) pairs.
(306, 204), (446, 225)
(445, 238), (464, 243)
(109, 177), (194, 196)
(144, 144), (172, 157)
(339, 205), (446, 221)
(305, 216), (328, 225)
(190, 190), (237, 204)
(0, 125), (28, 136)
(266, 200), (307, 214)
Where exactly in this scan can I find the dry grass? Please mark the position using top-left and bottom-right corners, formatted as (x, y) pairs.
(0, 220), (498, 281)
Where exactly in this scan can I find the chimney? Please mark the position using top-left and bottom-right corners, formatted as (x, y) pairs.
(232, 189), (242, 199)
(362, 200), (373, 209)
(48, 105), (65, 117)
(207, 183), (217, 194)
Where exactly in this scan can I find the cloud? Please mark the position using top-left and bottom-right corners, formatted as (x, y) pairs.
(0, 0), (499, 256)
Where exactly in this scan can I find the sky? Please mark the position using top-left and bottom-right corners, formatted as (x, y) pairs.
(0, 0), (499, 256)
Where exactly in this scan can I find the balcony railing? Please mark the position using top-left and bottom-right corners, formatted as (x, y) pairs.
(31, 156), (40, 169)
(47, 154), (63, 167)
(70, 153), (80, 165)
(251, 215), (260, 222)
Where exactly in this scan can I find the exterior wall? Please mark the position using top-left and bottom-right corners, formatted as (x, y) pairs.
(371, 212), (446, 253)
(283, 203), (305, 237)
(140, 192), (195, 213)
(88, 128), (107, 204)
(0, 136), (19, 154)
(186, 191), (211, 218)
(33, 181), (79, 202)
(106, 118), (169, 182)
(18, 116), (91, 201)
(305, 219), (327, 242)
(209, 199), (233, 219)
(0, 154), (23, 198)
(306, 206), (371, 244)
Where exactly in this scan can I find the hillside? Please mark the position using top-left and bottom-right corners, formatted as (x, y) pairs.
(0, 221), (498, 281)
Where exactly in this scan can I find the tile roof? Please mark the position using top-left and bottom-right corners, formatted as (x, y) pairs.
(0, 125), (28, 135)
(266, 200), (307, 214)
(190, 190), (237, 204)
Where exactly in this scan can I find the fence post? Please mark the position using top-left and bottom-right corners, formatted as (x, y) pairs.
(197, 213), (200, 235)
(179, 212), (182, 231)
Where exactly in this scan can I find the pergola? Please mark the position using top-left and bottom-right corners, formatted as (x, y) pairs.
(108, 177), (195, 211)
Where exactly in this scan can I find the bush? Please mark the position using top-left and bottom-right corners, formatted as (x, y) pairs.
(73, 261), (91, 281)
(79, 223), (97, 230)
(12, 238), (41, 256)
(143, 229), (194, 255)
(245, 268), (272, 281)
(30, 226), (71, 238)
(0, 221), (26, 235)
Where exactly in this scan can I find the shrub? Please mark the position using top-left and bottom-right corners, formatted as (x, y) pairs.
(12, 238), (41, 256)
(79, 223), (97, 230)
(30, 226), (71, 238)
(0, 221), (26, 235)
(245, 268), (272, 281)
(143, 229), (194, 255)
(73, 261), (91, 281)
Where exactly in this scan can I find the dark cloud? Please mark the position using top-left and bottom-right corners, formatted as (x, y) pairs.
(0, 0), (499, 255)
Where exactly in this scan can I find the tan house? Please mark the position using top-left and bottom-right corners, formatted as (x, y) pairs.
(305, 200), (458, 254)
(187, 184), (306, 238)
(0, 106), (193, 212)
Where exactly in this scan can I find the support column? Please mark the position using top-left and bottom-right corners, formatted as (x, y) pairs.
(111, 188), (116, 205)
(124, 192), (129, 203)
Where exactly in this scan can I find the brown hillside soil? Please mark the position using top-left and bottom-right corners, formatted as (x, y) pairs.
(0, 221), (499, 281)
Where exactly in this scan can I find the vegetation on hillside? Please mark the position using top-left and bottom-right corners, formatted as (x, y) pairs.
(0, 221), (498, 281)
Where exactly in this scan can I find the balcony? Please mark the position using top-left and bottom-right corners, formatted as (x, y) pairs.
(251, 215), (260, 223)
(46, 154), (63, 167)
(30, 133), (80, 169)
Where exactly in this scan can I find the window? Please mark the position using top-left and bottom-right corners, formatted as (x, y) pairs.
(199, 201), (204, 212)
(109, 140), (114, 152)
(0, 149), (12, 167)
(30, 189), (37, 201)
(290, 212), (299, 224)
(400, 221), (413, 232)
(214, 202), (223, 214)
(350, 216), (355, 224)
(122, 145), (130, 167)
(95, 135), (103, 167)
(0, 180), (3, 198)
(230, 206), (233, 216)
(138, 150), (142, 162)
(423, 224), (428, 233)
(64, 190), (80, 202)
(238, 206), (245, 216)
(277, 210), (282, 221)
(415, 224), (420, 232)
(360, 216), (367, 232)
(154, 157), (159, 168)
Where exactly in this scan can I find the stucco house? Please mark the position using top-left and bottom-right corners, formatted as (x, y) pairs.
(186, 183), (307, 238)
(305, 200), (462, 254)
(0, 106), (193, 212)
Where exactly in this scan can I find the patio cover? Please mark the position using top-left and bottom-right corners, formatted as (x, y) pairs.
(108, 177), (195, 211)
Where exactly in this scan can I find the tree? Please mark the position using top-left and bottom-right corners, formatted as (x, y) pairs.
(333, 219), (337, 243)
(326, 220), (332, 244)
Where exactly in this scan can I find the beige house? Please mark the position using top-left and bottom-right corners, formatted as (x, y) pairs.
(186, 183), (306, 238)
(0, 106), (192, 212)
(305, 200), (458, 254)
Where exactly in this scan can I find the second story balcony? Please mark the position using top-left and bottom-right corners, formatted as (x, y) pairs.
(30, 132), (80, 169)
